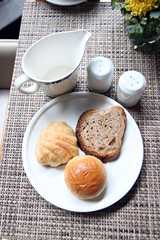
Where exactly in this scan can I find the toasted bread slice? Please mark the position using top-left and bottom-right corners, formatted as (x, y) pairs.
(76, 106), (126, 162)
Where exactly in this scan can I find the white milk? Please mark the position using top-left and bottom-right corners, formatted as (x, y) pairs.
(43, 65), (72, 81)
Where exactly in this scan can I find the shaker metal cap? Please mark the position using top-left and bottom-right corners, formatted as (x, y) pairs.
(119, 71), (146, 95)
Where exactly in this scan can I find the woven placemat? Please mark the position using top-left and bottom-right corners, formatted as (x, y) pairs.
(0, 1), (160, 239)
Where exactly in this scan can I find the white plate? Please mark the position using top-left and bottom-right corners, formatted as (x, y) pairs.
(23, 92), (143, 212)
(45, 0), (87, 6)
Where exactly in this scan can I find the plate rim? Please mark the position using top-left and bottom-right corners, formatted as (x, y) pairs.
(45, 0), (87, 6)
(22, 92), (144, 212)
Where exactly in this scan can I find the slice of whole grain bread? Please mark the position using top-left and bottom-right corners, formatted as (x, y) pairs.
(76, 106), (126, 162)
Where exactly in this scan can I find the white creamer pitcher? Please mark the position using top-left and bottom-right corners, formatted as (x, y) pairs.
(14, 30), (92, 97)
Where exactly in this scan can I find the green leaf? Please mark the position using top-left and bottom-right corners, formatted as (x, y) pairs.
(156, 27), (160, 35)
(111, 0), (118, 10)
(111, 0), (126, 10)
(140, 17), (148, 25)
(150, 11), (160, 19)
(135, 23), (144, 34)
(127, 23), (144, 34)
(124, 12), (132, 20)
(126, 25), (136, 34)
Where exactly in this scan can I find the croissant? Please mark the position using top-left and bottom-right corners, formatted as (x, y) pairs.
(35, 121), (79, 167)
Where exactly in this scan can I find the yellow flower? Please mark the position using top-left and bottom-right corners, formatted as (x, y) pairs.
(125, 0), (160, 18)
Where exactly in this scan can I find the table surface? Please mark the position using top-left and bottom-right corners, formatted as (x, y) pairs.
(0, 0), (160, 239)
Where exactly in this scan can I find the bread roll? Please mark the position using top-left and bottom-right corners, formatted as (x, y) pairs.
(76, 106), (126, 162)
(35, 121), (79, 167)
(64, 155), (107, 199)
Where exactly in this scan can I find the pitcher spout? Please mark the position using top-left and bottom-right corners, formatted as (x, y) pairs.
(78, 29), (92, 45)
(69, 29), (92, 72)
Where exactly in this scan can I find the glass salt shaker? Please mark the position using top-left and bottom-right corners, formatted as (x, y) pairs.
(87, 56), (114, 93)
(117, 71), (146, 107)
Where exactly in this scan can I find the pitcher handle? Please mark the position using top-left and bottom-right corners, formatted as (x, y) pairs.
(14, 74), (40, 94)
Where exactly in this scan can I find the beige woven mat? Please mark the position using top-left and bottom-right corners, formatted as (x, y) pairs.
(0, 1), (160, 239)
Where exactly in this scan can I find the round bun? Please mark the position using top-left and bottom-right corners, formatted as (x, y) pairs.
(64, 155), (107, 199)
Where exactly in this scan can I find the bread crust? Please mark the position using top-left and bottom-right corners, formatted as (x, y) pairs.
(76, 106), (126, 162)
(35, 121), (79, 167)
(64, 155), (107, 199)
